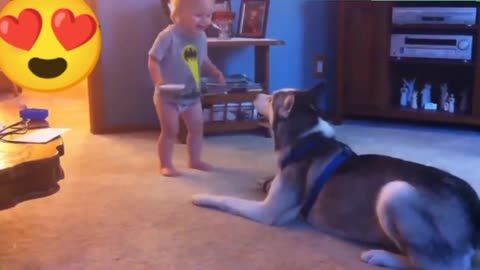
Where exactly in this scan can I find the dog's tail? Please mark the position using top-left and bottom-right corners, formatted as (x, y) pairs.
(467, 188), (480, 250)
(474, 203), (480, 249)
(470, 205), (480, 270)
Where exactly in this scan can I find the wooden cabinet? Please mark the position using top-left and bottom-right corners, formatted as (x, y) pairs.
(336, 1), (480, 127)
(338, 1), (390, 115)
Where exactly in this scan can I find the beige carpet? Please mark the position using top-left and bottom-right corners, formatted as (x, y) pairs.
(1, 84), (480, 270)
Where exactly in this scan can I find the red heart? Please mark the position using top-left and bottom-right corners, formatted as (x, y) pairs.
(0, 8), (42, 50)
(52, 8), (97, 50)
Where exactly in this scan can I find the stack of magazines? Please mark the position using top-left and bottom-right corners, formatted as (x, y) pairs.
(201, 74), (263, 95)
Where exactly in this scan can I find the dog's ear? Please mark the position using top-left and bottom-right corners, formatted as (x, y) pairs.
(308, 81), (326, 98)
(305, 82), (325, 112)
(278, 94), (295, 118)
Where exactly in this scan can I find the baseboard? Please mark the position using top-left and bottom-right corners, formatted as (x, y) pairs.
(90, 124), (159, 134)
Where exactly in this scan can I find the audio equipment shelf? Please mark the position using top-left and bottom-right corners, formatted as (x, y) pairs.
(392, 24), (478, 31)
(347, 107), (479, 126)
(336, 0), (480, 127)
(390, 58), (475, 66)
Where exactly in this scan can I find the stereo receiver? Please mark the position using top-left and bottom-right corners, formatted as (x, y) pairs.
(392, 7), (477, 25)
(390, 34), (473, 61)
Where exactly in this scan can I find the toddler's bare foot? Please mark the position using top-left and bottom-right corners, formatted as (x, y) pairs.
(189, 160), (214, 171)
(160, 166), (181, 177)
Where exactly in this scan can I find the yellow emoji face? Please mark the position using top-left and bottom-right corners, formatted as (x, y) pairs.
(0, 0), (101, 92)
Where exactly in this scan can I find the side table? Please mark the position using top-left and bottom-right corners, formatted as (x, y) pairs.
(0, 137), (65, 210)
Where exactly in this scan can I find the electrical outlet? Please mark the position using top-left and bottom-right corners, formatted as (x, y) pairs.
(316, 61), (324, 73)
(314, 56), (326, 78)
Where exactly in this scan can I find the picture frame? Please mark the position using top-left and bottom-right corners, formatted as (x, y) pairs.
(207, 0), (233, 37)
(237, 0), (270, 38)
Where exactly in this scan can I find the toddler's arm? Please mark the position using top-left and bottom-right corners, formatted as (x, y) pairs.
(148, 56), (165, 86)
(203, 57), (225, 84)
(148, 30), (172, 86)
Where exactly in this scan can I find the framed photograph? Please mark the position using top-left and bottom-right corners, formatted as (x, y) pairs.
(207, 0), (233, 37)
(237, 0), (269, 38)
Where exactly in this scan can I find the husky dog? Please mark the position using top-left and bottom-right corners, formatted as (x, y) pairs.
(192, 87), (480, 270)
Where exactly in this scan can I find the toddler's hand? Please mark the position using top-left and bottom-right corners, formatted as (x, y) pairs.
(215, 70), (226, 85)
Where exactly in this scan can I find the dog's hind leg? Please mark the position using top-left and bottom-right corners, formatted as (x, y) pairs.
(363, 180), (476, 270)
(192, 173), (302, 225)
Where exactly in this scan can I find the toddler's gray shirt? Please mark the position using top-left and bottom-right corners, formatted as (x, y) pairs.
(148, 24), (208, 100)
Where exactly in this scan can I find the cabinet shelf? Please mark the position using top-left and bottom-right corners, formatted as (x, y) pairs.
(391, 24), (478, 32)
(390, 57), (475, 67)
(203, 116), (270, 135)
(207, 37), (285, 47)
(204, 120), (263, 134)
(202, 90), (263, 105)
(348, 107), (480, 126)
(384, 108), (479, 125)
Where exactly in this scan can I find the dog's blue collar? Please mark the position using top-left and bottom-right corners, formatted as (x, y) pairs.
(279, 133), (355, 217)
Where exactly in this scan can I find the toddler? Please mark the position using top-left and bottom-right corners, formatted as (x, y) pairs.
(148, 0), (225, 176)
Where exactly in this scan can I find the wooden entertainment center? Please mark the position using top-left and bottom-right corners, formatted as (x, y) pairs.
(336, 1), (480, 127)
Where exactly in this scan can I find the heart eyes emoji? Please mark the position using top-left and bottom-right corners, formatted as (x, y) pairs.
(52, 9), (98, 50)
(0, 8), (41, 50)
(0, 8), (97, 51)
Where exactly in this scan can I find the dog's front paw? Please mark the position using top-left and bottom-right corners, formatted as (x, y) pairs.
(360, 249), (410, 269)
(192, 194), (216, 207)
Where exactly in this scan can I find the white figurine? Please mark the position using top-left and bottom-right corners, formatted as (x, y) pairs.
(448, 94), (455, 113)
(410, 91), (418, 110)
(400, 84), (408, 107)
(439, 83), (449, 109)
(420, 82), (432, 108)
(403, 78), (416, 105)
(460, 89), (468, 113)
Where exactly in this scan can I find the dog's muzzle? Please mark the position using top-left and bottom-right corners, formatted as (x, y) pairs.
(254, 94), (270, 116)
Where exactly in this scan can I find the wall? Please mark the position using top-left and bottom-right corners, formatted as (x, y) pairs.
(91, 0), (170, 129)
(214, 0), (338, 110)
(92, 0), (338, 131)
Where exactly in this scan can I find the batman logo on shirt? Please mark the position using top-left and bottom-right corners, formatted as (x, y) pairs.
(182, 44), (201, 89)
(183, 45), (198, 61)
